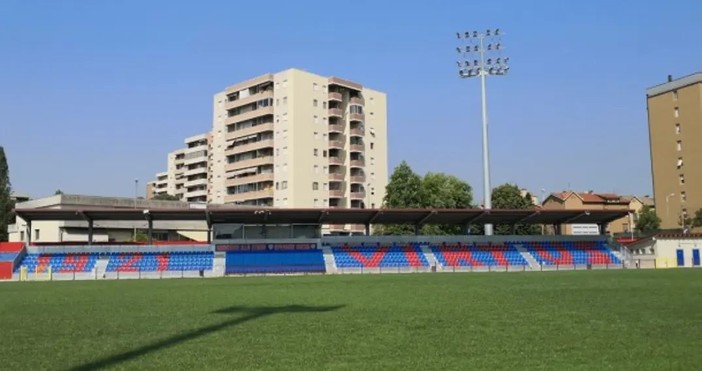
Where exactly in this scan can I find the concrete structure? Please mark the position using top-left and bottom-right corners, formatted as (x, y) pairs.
(7, 194), (208, 243)
(647, 73), (702, 230)
(150, 68), (388, 234)
(148, 133), (209, 203)
(542, 191), (643, 235)
(627, 233), (702, 268)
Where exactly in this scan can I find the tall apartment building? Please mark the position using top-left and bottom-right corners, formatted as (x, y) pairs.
(647, 73), (702, 229)
(147, 133), (209, 203)
(209, 68), (388, 212)
(149, 69), (388, 232)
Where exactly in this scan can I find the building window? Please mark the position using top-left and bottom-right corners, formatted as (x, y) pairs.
(314, 198), (320, 207)
(323, 101), (327, 109)
(323, 182), (328, 191)
(676, 123), (681, 134)
(677, 157), (683, 169)
(20, 231), (24, 241)
(313, 182), (319, 190)
(276, 148), (280, 156)
(313, 99), (318, 107)
(35, 229), (40, 241)
(674, 107), (679, 118)
(282, 181), (288, 189)
(370, 142), (374, 150)
(313, 83), (318, 91)
(276, 99), (280, 106)
(314, 115), (319, 124)
(283, 96), (288, 105)
(323, 150), (327, 157)
(314, 132), (319, 139)
(679, 174), (685, 185)
(677, 140), (682, 151)
(323, 166), (328, 174)
(314, 149), (319, 156)
(673, 90), (678, 101)
(681, 191), (687, 203)
(314, 165), (319, 174)
(276, 182), (279, 190)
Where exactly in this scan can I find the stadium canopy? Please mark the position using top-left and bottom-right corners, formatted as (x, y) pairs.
(14, 207), (629, 226)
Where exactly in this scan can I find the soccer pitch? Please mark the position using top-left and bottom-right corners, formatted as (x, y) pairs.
(1, 270), (701, 370)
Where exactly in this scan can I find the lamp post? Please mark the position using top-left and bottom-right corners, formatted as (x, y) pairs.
(134, 178), (138, 241)
(456, 29), (509, 236)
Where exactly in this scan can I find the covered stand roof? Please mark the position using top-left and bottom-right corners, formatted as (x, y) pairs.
(14, 207), (629, 226)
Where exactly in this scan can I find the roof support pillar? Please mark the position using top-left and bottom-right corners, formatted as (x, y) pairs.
(26, 220), (32, 246)
(147, 218), (154, 245)
(365, 223), (371, 236)
(88, 220), (94, 246)
(414, 224), (420, 236)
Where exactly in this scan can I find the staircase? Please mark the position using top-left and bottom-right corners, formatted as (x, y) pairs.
(94, 257), (109, 279)
(420, 245), (439, 270)
(321, 246), (337, 274)
(513, 244), (538, 269)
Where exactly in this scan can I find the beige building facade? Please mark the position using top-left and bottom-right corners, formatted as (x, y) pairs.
(148, 133), (209, 203)
(647, 73), (702, 230)
(149, 69), (388, 234)
(542, 192), (645, 235)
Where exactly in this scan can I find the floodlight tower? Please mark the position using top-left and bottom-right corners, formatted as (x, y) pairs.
(455, 29), (509, 236)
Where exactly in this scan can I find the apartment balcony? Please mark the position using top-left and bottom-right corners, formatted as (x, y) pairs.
(224, 90), (274, 111)
(329, 172), (345, 181)
(349, 113), (364, 122)
(225, 156), (274, 172)
(328, 92), (343, 102)
(184, 156), (208, 167)
(225, 172), (274, 187)
(329, 189), (345, 198)
(329, 156), (344, 165)
(328, 140), (344, 149)
(185, 188), (208, 198)
(184, 166), (208, 177)
(350, 127), (364, 137)
(184, 177), (208, 189)
(224, 188), (274, 203)
(225, 138), (274, 154)
(350, 96), (364, 105)
(225, 122), (274, 142)
(350, 191), (366, 199)
(328, 108), (344, 118)
(225, 106), (274, 126)
(350, 143), (364, 152)
(350, 174), (365, 183)
(350, 159), (364, 168)
(328, 123), (344, 133)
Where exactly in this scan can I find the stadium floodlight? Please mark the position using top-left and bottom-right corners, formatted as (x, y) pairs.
(454, 28), (509, 236)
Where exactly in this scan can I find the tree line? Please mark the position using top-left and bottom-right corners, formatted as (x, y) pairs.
(376, 161), (540, 235)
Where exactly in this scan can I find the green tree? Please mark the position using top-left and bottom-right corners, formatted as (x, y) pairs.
(153, 193), (181, 201)
(419, 172), (473, 235)
(54, 189), (64, 195)
(635, 205), (660, 233)
(376, 161), (423, 235)
(375, 163), (474, 236)
(692, 209), (702, 229)
(490, 183), (541, 235)
(0, 147), (11, 242)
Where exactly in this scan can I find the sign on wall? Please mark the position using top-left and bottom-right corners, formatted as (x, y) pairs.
(571, 224), (600, 235)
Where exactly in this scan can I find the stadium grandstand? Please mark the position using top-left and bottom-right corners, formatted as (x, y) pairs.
(0, 207), (634, 281)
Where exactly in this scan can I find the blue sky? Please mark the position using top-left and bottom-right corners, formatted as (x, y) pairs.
(1, 0), (701, 202)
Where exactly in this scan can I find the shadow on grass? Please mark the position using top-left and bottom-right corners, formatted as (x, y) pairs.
(68, 304), (344, 371)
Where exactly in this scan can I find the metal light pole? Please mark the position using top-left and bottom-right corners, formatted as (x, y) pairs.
(134, 178), (138, 241)
(456, 29), (509, 236)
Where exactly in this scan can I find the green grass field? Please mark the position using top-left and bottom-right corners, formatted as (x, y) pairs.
(1, 270), (702, 370)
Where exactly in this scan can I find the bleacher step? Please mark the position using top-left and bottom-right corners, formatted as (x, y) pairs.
(94, 258), (109, 279)
(420, 245), (438, 268)
(513, 244), (538, 269)
(321, 246), (337, 274)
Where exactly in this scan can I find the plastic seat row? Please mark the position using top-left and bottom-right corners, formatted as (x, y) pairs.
(511, 241), (621, 266)
(16, 253), (99, 273)
(106, 252), (214, 272)
(431, 245), (528, 267)
(331, 245), (429, 268)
